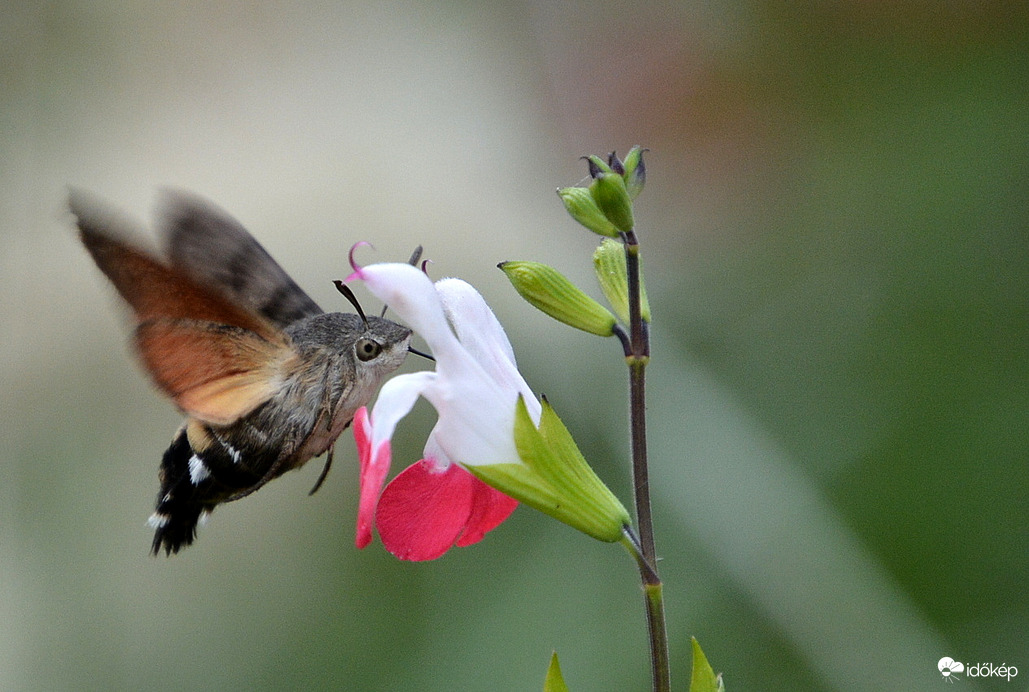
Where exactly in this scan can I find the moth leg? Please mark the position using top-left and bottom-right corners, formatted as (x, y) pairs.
(304, 400), (335, 495)
(304, 365), (339, 495)
(308, 444), (334, 496)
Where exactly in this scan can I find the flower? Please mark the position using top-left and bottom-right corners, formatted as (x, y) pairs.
(348, 262), (532, 560)
(349, 261), (631, 561)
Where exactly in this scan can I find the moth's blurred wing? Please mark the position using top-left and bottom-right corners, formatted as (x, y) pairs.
(72, 191), (282, 342)
(135, 319), (296, 426)
(160, 190), (323, 328)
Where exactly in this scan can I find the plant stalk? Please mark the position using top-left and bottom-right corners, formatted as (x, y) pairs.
(621, 230), (668, 692)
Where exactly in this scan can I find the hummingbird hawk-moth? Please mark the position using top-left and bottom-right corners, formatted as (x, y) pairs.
(71, 190), (413, 555)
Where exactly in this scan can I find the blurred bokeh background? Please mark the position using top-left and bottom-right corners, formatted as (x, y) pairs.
(3, 2), (1026, 690)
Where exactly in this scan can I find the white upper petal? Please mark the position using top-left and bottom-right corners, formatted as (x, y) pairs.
(436, 278), (517, 369)
(420, 365), (521, 465)
(355, 263), (459, 355)
(435, 278), (540, 422)
(368, 371), (437, 450)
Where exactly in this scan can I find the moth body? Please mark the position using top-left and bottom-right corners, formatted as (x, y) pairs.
(72, 190), (411, 555)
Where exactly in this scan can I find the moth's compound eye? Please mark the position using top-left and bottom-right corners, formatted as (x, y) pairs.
(355, 337), (383, 362)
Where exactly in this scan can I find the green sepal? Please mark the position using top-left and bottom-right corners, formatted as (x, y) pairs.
(689, 638), (725, 692)
(593, 238), (651, 324)
(543, 652), (570, 692)
(499, 261), (617, 336)
(589, 173), (635, 233)
(621, 146), (647, 200)
(557, 187), (620, 237)
(584, 154), (614, 178)
(468, 397), (631, 543)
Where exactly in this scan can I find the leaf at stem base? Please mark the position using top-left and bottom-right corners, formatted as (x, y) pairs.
(543, 651), (571, 692)
(689, 638), (725, 692)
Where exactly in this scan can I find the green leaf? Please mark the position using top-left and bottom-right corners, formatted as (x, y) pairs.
(689, 638), (724, 692)
(543, 652), (571, 692)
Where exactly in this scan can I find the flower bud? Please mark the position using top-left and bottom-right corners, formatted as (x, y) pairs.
(621, 146), (647, 200)
(589, 172), (635, 233)
(499, 261), (617, 336)
(593, 238), (651, 324)
(468, 396), (632, 543)
(556, 186), (620, 237)
(584, 154), (614, 179)
(606, 151), (626, 176)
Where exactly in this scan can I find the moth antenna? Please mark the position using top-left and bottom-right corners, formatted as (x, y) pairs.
(333, 280), (369, 328)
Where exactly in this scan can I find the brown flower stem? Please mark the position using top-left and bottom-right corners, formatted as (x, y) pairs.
(619, 230), (667, 692)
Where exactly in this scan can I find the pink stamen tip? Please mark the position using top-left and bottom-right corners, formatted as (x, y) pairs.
(348, 241), (374, 272)
(420, 258), (433, 275)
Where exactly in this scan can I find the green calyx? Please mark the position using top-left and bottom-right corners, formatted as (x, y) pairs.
(620, 146), (647, 200)
(593, 238), (651, 324)
(544, 653), (570, 692)
(557, 186), (620, 237)
(498, 261), (617, 336)
(589, 173), (635, 233)
(467, 396), (631, 543)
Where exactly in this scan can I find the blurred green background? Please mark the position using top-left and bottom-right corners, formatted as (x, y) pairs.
(2, 2), (1026, 690)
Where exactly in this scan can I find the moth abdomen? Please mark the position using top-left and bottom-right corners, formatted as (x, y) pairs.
(149, 423), (267, 555)
(149, 429), (214, 555)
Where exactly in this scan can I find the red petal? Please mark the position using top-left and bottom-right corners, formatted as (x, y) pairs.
(354, 407), (391, 549)
(456, 478), (518, 547)
(377, 460), (475, 561)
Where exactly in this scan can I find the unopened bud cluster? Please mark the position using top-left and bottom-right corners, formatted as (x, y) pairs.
(558, 147), (646, 237)
(501, 148), (650, 337)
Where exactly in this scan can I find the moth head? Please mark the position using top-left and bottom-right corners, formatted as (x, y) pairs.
(353, 314), (413, 375)
(330, 279), (415, 374)
(285, 312), (411, 376)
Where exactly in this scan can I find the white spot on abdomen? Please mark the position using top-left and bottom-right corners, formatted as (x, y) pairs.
(188, 454), (211, 484)
(147, 513), (170, 529)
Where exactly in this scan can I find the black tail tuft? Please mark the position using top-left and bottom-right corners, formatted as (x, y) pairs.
(150, 503), (208, 556)
(149, 429), (214, 556)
